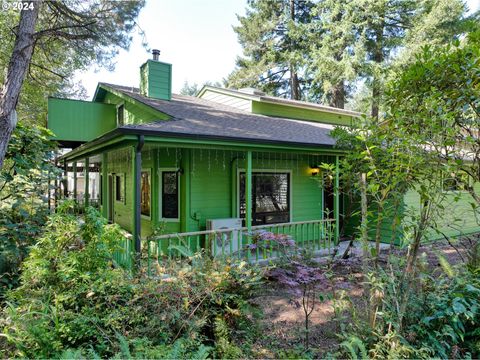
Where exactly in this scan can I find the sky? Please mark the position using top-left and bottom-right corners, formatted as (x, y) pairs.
(75, 0), (480, 99)
(76, 0), (247, 98)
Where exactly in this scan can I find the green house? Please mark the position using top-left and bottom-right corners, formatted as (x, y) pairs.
(48, 52), (479, 260)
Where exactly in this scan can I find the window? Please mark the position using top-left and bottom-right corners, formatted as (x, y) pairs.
(141, 170), (151, 217)
(239, 172), (290, 225)
(117, 104), (125, 126)
(161, 171), (179, 219)
(115, 174), (125, 203)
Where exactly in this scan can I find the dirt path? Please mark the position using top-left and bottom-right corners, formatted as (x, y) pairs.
(248, 240), (469, 358)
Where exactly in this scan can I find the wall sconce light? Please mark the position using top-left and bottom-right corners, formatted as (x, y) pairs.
(310, 166), (320, 176)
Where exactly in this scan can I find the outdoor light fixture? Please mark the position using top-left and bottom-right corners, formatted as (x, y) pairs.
(310, 166), (320, 176)
(176, 168), (184, 176)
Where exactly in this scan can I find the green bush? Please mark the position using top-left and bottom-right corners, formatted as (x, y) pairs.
(0, 124), (59, 299)
(336, 260), (480, 359)
(0, 204), (263, 358)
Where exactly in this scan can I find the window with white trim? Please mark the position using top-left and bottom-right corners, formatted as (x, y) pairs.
(161, 171), (179, 219)
(141, 170), (151, 217)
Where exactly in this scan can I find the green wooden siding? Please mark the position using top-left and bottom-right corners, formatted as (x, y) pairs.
(344, 184), (480, 245)
(140, 60), (172, 100)
(104, 146), (181, 237)
(403, 184), (480, 242)
(103, 92), (168, 125)
(251, 101), (354, 126)
(48, 98), (116, 142)
(97, 146), (330, 241)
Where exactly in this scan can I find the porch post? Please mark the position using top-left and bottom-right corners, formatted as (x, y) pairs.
(53, 158), (58, 211)
(132, 135), (145, 270)
(54, 157), (58, 209)
(84, 157), (89, 207)
(246, 151), (252, 232)
(101, 153), (108, 218)
(180, 149), (191, 233)
(152, 149), (158, 225)
(47, 170), (51, 211)
(63, 159), (68, 198)
(334, 155), (340, 244)
(73, 162), (77, 202)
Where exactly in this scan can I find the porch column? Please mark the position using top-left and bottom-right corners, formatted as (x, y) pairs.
(101, 153), (108, 218)
(63, 159), (68, 198)
(180, 149), (191, 233)
(54, 157), (58, 209)
(47, 170), (51, 211)
(132, 135), (144, 270)
(73, 162), (77, 202)
(334, 155), (340, 244)
(152, 149), (159, 225)
(246, 151), (252, 232)
(84, 157), (89, 207)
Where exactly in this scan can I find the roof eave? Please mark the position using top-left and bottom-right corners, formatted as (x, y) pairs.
(117, 127), (340, 152)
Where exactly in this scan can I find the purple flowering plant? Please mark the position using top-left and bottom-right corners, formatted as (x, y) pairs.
(244, 229), (296, 251)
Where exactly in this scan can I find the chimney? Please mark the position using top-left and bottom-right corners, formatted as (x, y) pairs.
(139, 49), (172, 100)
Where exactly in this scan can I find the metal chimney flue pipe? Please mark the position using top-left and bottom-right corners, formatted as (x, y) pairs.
(152, 49), (160, 61)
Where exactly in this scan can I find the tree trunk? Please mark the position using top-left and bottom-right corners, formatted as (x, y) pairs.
(388, 194), (401, 254)
(290, 68), (300, 100)
(359, 173), (369, 261)
(374, 201), (384, 267)
(0, 2), (41, 169)
(288, 0), (300, 100)
(330, 80), (345, 109)
(371, 16), (384, 119)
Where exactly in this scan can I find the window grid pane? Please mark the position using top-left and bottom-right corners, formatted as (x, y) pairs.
(240, 172), (290, 225)
(141, 171), (151, 217)
(162, 171), (178, 219)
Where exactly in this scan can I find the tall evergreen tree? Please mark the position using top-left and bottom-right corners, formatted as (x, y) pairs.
(230, 0), (469, 113)
(305, 0), (365, 108)
(348, 0), (467, 117)
(227, 0), (317, 100)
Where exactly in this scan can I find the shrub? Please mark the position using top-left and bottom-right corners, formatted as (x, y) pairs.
(0, 124), (59, 299)
(335, 258), (480, 359)
(0, 204), (263, 358)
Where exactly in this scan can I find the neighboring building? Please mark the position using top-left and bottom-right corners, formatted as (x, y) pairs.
(48, 51), (479, 259)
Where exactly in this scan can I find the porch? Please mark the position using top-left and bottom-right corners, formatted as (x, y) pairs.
(57, 136), (344, 268)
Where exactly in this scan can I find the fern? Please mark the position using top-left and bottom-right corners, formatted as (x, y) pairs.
(86, 346), (101, 360)
(214, 316), (243, 358)
(340, 335), (368, 360)
(115, 332), (131, 359)
(168, 339), (185, 359)
(192, 344), (212, 360)
(58, 348), (84, 359)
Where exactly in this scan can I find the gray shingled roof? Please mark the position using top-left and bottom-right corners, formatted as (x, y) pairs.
(100, 83), (336, 147)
